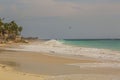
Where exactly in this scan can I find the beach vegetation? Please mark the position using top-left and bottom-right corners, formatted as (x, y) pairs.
(0, 18), (23, 43)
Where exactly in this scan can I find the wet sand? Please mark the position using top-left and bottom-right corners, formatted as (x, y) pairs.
(0, 49), (120, 80)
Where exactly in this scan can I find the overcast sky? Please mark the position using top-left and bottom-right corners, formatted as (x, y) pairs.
(0, 0), (120, 39)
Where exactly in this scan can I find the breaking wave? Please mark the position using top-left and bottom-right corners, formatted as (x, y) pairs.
(44, 39), (64, 46)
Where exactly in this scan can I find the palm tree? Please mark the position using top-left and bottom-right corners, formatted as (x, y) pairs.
(18, 26), (23, 35)
(0, 26), (3, 38)
(0, 18), (3, 34)
(0, 18), (23, 42)
(0, 18), (4, 39)
(0, 18), (3, 26)
(9, 21), (19, 39)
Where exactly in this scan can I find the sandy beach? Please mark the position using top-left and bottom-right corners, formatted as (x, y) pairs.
(1, 41), (120, 80)
(0, 64), (46, 80)
(0, 51), (120, 80)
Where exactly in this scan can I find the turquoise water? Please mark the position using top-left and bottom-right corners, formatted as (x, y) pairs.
(60, 39), (120, 51)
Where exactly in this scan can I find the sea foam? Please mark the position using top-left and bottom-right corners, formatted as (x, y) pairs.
(5, 40), (120, 61)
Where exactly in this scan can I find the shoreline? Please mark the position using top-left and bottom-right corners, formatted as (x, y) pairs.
(1, 40), (120, 80)
(4, 39), (120, 62)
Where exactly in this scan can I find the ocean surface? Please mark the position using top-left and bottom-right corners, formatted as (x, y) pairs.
(60, 39), (120, 51)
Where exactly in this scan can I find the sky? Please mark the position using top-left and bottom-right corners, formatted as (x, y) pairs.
(0, 0), (120, 39)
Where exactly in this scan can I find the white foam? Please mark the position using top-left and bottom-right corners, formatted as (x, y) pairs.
(44, 39), (63, 46)
(5, 40), (120, 61)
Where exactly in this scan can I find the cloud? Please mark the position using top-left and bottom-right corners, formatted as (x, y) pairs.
(18, 0), (120, 17)
(73, 3), (120, 16)
(0, 0), (120, 18)
(16, 0), (78, 17)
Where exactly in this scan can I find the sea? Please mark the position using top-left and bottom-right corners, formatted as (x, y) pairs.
(60, 39), (120, 51)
